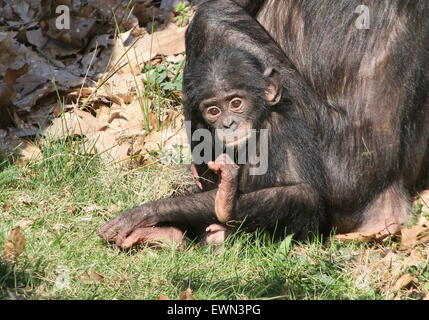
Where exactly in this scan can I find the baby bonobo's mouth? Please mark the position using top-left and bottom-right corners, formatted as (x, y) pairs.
(217, 126), (251, 147)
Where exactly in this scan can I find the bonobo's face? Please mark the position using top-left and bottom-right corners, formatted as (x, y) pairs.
(200, 89), (254, 147)
(187, 50), (282, 147)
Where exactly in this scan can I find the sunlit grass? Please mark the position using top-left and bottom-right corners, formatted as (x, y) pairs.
(2, 138), (427, 300)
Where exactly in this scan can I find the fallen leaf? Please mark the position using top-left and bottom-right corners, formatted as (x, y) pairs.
(2, 203), (12, 211)
(44, 16), (96, 48)
(0, 31), (85, 112)
(17, 140), (42, 162)
(403, 248), (427, 267)
(44, 109), (109, 140)
(81, 271), (104, 284)
(109, 204), (122, 213)
(334, 232), (378, 243)
(400, 224), (429, 250)
(16, 220), (33, 230)
(3, 227), (26, 261)
(53, 223), (65, 231)
(158, 294), (171, 300)
(179, 288), (195, 300)
(0, 130), (42, 162)
(393, 274), (418, 291)
(66, 206), (78, 215)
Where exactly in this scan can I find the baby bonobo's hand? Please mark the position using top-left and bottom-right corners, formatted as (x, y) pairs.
(121, 226), (187, 250)
(208, 153), (240, 223)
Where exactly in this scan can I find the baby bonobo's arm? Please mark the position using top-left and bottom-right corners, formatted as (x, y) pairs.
(207, 153), (240, 223)
(201, 153), (240, 245)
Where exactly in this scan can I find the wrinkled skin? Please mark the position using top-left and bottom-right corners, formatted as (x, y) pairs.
(118, 226), (187, 250)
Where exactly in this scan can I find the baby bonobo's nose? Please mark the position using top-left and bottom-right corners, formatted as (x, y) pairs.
(222, 117), (238, 131)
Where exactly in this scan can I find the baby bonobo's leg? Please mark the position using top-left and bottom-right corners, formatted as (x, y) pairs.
(121, 226), (187, 250)
(208, 153), (240, 223)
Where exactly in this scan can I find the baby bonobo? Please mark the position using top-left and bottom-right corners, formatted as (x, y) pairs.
(99, 46), (326, 248)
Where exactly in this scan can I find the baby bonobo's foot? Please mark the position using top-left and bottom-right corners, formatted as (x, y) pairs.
(208, 154), (240, 223)
(121, 226), (187, 250)
(203, 224), (230, 245)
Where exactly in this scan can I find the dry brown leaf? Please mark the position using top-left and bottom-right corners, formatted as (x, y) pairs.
(133, 2), (167, 26)
(88, 0), (138, 29)
(44, 109), (109, 140)
(0, 32), (84, 112)
(26, 28), (48, 48)
(179, 288), (196, 300)
(134, 23), (186, 58)
(66, 206), (78, 215)
(392, 274), (418, 291)
(158, 294), (171, 300)
(81, 271), (104, 284)
(17, 140), (42, 162)
(334, 232), (378, 243)
(108, 204), (122, 214)
(0, 130), (42, 162)
(403, 248), (427, 267)
(87, 131), (131, 163)
(16, 220), (33, 230)
(2, 203), (12, 211)
(400, 224), (429, 250)
(3, 227), (26, 261)
(44, 16), (96, 48)
(99, 23), (185, 97)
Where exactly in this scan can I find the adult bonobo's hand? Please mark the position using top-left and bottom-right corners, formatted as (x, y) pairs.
(98, 205), (158, 247)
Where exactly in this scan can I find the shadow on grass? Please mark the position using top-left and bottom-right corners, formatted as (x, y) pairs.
(170, 269), (362, 300)
(0, 258), (45, 300)
(168, 269), (292, 299)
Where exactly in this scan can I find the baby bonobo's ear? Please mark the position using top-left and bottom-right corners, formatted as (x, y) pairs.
(263, 67), (282, 106)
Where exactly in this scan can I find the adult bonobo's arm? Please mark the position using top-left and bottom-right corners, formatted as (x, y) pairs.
(232, 0), (266, 16)
(192, 0), (266, 16)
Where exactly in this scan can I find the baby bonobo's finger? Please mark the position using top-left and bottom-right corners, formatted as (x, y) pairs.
(207, 161), (221, 174)
(191, 163), (203, 190)
(122, 226), (186, 250)
(115, 229), (130, 247)
(103, 229), (119, 242)
(122, 228), (147, 248)
(209, 154), (239, 181)
(98, 218), (119, 236)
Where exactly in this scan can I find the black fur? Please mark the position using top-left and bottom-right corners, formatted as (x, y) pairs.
(99, 0), (429, 246)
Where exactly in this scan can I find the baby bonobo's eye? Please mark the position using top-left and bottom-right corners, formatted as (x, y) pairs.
(230, 98), (242, 109)
(207, 106), (221, 118)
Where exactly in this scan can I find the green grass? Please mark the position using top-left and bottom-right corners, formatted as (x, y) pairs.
(0, 139), (427, 300)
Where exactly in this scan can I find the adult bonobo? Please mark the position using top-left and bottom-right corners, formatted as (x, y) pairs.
(98, 0), (329, 247)
(249, 0), (429, 234)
